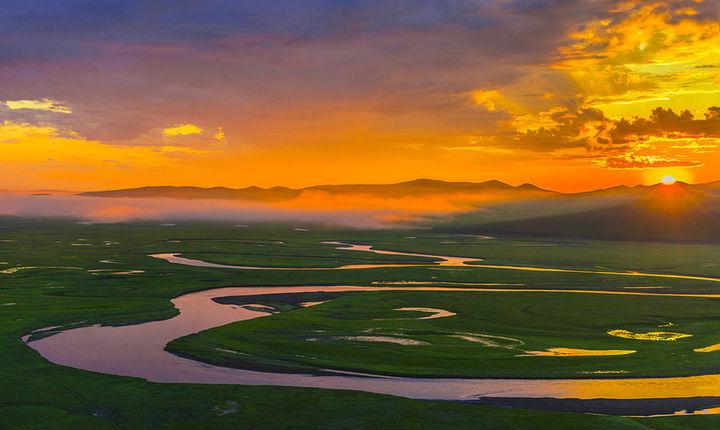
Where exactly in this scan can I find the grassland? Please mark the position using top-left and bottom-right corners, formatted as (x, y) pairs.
(2, 216), (720, 429)
(169, 290), (720, 378)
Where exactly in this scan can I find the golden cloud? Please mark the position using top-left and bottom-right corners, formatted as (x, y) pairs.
(162, 123), (204, 137)
(556, 1), (720, 118)
(509, 105), (720, 150)
(597, 155), (702, 170)
(0, 121), (208, 166)
(4, 98), (72, 114)
(466, 1), (720, 176)
(471, 90), (503, 112)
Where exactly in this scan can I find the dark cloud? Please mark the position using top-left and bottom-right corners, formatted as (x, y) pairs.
(511, 106), (720, 151)
(599, 156), (703, 170)
(0, 1), (615, 61)
(612, 107), (720, 142)
(516, 107), (614, 149)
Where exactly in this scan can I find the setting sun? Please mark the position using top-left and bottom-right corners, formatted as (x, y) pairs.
(662, 175), (677, 185)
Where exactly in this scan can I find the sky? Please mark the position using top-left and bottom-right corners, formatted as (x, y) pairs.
(1, 0), (720, 192)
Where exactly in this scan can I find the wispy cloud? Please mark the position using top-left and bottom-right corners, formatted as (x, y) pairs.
(0, 121), (212, 189)
(597, 155), (703, 170)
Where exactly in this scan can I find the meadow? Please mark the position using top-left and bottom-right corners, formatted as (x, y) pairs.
(2, 217), (720, 429)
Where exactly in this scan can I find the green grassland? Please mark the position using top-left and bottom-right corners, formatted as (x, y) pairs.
(1, 216), (720, 429)
(168, 290), (720, 378)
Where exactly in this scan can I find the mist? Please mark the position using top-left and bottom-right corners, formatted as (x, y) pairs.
(0, 193), (435, 228)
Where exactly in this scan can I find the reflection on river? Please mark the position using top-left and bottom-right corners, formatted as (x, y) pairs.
(149, 241), (483, 270)
(152, 240), (720, 284)
(25, 284), (720, 416)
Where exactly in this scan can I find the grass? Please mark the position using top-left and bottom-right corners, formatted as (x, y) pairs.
(169, 290), (720, 378)
(1, 216), (719, 429)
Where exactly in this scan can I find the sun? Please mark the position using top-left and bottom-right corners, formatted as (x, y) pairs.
(661, 175), (677, 185)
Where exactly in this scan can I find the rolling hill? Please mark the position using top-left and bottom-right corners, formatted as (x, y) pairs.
(79, 179), (720, 241)
(79, 179), (554, 201)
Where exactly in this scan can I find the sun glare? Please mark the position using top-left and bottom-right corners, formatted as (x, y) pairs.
(661, 175), (677, 185)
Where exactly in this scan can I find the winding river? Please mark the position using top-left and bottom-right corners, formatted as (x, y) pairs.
(151, 241), (720, 283)
(23, 241), (720, 417)
(148, 241), (483, 270)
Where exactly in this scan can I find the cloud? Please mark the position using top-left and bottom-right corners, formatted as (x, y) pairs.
(162, 123), (203, 136)
(0, 0), (717, 190)
(0, 121), (211, 186)
(471, 90), (503, 112)
(553, 1), (720, 117)
(114, 123), (226, 147)
(442, 145), (514, 155)
(507, 105), (720, 150)
(670, 141), (719, 152)
(597, 155), (703, 170)
(510, 106), (616, 150)
(4, 98), (71, 113)
(476, 104), (720, 172)
(611, 107), (720, 141)
(456, 1), (720, 173)
(0, 0), (618, 148)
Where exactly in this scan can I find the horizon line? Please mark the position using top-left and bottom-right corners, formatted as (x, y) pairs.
(4, 177), (716, 196)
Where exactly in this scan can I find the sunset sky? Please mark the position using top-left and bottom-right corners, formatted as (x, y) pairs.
(2, 0), (720, 192)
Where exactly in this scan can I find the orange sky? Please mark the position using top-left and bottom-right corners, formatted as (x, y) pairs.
(1, 1), (719, 192)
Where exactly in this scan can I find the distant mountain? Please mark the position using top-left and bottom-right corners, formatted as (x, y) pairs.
(443, 181), (720, 242)
(80, 186), (299, 201)
(305, 179), (551, 197)
(79, 179), (720, 241)
(79, 179), (554, 201)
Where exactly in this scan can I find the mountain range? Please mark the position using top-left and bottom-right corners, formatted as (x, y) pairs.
(442, 181), (720, 242)
(79, 179), (551, 200)
(79, 179), (720, 242)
